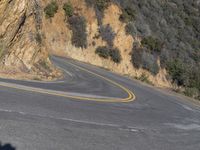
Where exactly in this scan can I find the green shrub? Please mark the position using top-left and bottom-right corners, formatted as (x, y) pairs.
(120, 7), (136, 23)
(85, 0), (110, 25)
(125, 22), (137, 36)
(68, 16), (87, 48)
(85, 0), (110, 11)
(166, 59), (185, 86)
(141, 51), (159, 75)
(96, 0), (110, 11)
(131, 46), (143, 69)
(63, 2), (74, 17)
(109, 48), (122, 63)
(131, 46), (159, 75)
(184, 87), (199, 99)
(95, 46), (110, 59)
(44, 1), (58, 18)
(99, 24), (116, 47)
(184, 17), (193, 26)
(96, 46), (122, 63)
(141, 36), (163, 53)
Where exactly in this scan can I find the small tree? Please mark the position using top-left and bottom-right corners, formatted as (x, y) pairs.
(63, 2), (74, 17)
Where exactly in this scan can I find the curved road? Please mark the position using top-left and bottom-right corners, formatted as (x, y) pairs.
(0, 56), (200, 150)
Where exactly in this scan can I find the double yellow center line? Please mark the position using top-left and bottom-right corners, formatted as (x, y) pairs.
(0, 61), (136, 103)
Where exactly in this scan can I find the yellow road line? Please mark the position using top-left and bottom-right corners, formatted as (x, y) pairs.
(0, 61), (136, 103)
(61, 60), (136, 103)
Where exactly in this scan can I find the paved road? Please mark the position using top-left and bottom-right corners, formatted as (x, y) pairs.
(0, 56), (200, 150)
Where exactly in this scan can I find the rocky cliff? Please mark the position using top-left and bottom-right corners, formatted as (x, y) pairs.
(0, 0), (61, 80)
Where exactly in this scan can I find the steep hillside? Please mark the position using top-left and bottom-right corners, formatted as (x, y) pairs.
(43, 0), (199, 99)
(43, 0), (170, 87)
(115, 0), (200, 100)
(0, 0), (61, 80)
(0, 0), (199, 99)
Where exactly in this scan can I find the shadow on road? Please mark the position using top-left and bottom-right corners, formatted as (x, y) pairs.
(0, 142), (16, 150)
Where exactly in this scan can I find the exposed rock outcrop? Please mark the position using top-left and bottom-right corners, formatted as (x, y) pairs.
(0, 0), (61, 80)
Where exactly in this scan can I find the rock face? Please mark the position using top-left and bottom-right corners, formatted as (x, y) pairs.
(0, 0), (60, 80)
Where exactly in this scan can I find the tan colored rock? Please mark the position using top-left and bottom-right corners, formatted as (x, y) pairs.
(0, 0), (61, 80)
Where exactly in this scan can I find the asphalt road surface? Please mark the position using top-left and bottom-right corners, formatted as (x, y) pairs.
(0, 56), (200, 150)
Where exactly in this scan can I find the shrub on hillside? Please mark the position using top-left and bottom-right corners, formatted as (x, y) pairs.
(109, 48), (122, 63)
(85, 0), (110, 10)
(44, 1), (58, 18)
(85, 0), (110, 25)
(63, 2), (74, 17)
(184, 87), (199, 99)
(125, 22), (137, 36)
(68, 16), (87, 48)
(141, 36), (163, 53)
(131, 45), (159, 75)
(131, 45), (143, 69)
(166, 59), (185, 86)
(95, 46), (122, 63)
(96, 0), (110, 11)
(35, 33), (42, 45)
(120, 7), (136, 23)
(141, 51), (159, 75)
(95, 46), (110, 59)
(99, 24), (116, 47)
